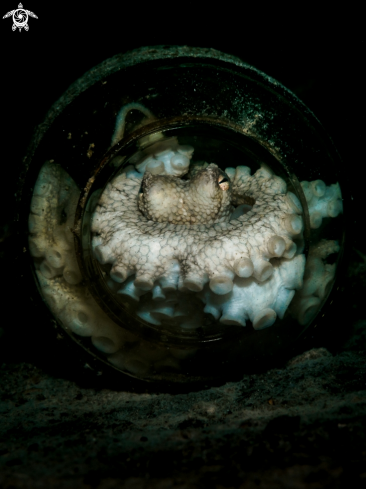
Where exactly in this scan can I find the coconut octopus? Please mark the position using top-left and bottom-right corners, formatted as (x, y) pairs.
(89, 104), (343, 331)
(91, 142), (309, 330)
(26, 103), (344, 380)
(88, 103), (344, 330)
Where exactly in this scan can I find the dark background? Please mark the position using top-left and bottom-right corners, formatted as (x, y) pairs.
(0, 4), (364, 233)
(1, 4), (366, 488)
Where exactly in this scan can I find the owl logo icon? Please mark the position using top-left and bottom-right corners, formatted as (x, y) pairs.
(3, 3), (38, 31)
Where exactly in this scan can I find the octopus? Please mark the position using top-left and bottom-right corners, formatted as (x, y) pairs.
(90, 104), (342, 330)
(91, 145), (310, 330)
(26, 103), (344, 380)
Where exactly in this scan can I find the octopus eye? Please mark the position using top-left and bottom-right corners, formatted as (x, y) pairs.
(218, 176), (229, 191)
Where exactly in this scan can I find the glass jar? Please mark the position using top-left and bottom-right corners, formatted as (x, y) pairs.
(18, 46), (348, 384)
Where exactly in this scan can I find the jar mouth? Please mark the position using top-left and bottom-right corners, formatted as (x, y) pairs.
(74, 116), (310, 350)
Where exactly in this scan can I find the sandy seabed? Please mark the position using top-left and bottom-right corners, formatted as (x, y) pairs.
(1, 234), (366, 488)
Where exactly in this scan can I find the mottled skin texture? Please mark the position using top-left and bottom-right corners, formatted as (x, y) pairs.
(138, 164), (232, 225)
(91, 164), (302, 292)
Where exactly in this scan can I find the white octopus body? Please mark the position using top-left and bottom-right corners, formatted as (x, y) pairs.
(91, 162), (308, 329)
(28, 155), (343, 379)
(26, 102), (344, 377)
